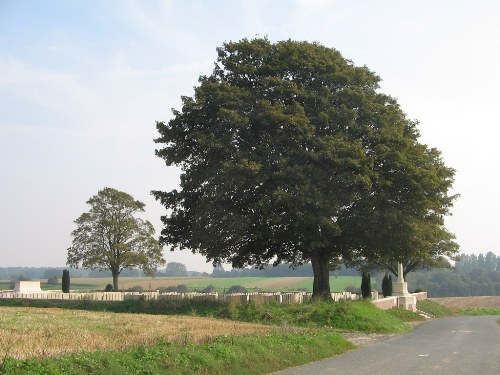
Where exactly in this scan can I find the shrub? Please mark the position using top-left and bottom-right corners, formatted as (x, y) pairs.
(202, 284), (217, 293)
(105, 284), (114, 292)
(226, 285), (247, 294)
(382, 273), (393, 297)
(159, 284), (188, 293)
(361, 272), (371, 298)
(344, 285), (360, 293)
(127, 285), (144, 292)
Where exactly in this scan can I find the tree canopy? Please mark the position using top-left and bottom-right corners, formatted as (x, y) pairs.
(164, 262), (188, 277)
(153, 38), (456, 299)
(67, 187), (165, 290)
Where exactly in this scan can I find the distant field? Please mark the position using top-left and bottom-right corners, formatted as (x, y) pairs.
(0, 306), (282, 360)
(115, 276), (363, 292)
(1, 276), (366, 293)
(430, 296), (500, 309)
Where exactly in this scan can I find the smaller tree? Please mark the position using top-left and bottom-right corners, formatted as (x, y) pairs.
(382, 273), (392, 297)
(164, 262), (188, 277)
(47, 276), (59, 285)
(62, 269), (70, 293)
(67, 188), (165, 291)
(361, 272), (372, 298)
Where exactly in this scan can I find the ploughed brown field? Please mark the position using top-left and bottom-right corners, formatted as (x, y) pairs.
(0, 307), (293, 359)
(430, 296), (500, 309)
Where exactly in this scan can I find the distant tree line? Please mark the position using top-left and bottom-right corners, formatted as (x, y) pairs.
(0, 267), (144, 281)
(210, 263), (359, 278)
(407, 252), (500, 297)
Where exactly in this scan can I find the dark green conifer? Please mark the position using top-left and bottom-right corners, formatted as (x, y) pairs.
(62, 269), (70, 293)
(361, 272), (371, 298)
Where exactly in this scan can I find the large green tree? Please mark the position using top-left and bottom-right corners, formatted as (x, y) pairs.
(67, 187), (165, 290)
(153, 38), (456, 299)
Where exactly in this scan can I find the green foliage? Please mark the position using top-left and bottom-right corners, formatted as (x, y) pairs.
(407, 265), (500, 297)
(164, 262), (188, 277)
(104, 284), (113, 292)
(62, 270), (70, 293)
(0, 330), (354, 375)
(127, 285), (144, 292)
(360, 273), (371, 298)
(385, 307), (425, 322)
(457, 308), (500, 316)
(67, 187), (165, 291)
(382, 273), (392, 297)
(226, 285), (248, 294)
(416, 300), (454, 318)
(202, 284), (217, 293)
(159, 284), (188, 293)
(153, 38), (456, 300)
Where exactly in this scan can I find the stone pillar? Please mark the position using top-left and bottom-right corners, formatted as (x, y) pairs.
(392, 262), (409, 296)
(392, 262), (416, 311)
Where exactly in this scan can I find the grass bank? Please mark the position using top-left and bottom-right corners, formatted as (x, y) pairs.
(1, 330), (354, 375)
(0, 298), (411, 333)
(0, 298), (412, 374)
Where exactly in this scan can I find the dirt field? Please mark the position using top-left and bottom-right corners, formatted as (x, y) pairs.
(430, 296), (500, 309)
(0, 307), (289, 359)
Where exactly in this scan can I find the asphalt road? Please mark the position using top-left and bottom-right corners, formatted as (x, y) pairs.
(271, 316), (500, 375)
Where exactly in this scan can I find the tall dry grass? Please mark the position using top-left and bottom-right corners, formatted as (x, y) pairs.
(0, 307), (287, 359)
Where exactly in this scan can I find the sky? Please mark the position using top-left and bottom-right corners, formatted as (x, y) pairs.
(1, 0), (499, 272)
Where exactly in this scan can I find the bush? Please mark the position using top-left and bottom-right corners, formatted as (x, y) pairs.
(105, 284), (114, 292)
(344, 285), (360, 293)
(202, 284), (217, 293)
(226, 285), (247, 294)
(127, 285), (144, 292)
(159, 284), (188, 293)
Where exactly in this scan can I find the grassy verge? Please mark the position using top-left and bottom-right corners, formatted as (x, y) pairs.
(456, 308), (500, 316)
(1, 330), (354, 375)
(385, 307), (426, 322)
(0, 298), (412, 333)
(416, 300), (454, 318)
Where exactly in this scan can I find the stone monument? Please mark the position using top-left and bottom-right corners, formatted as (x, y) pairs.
(14, 281), (43, 293)
(392, 262), (416, 311)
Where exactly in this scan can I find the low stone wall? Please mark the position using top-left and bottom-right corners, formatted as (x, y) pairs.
(372, 296), (398, 310)
(412, 291), (428, 301)
(372, 292), (427, 311)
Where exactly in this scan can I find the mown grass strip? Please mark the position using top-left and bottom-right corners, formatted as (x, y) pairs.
(1, 331), (354, 375)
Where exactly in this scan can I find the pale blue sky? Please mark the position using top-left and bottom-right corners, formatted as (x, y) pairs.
(1, 0), (499, 271)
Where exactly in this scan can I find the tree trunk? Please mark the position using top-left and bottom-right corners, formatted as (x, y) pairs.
(311, 251), (332, 300)
(112, 270), (119, 291)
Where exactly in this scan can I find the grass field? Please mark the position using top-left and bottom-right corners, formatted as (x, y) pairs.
(0, 296), (411, 374)
(52, 276), (366, 292)
(1, 276), (369, 293)
(0, 306), (286, 360)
